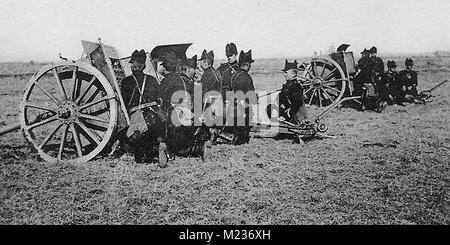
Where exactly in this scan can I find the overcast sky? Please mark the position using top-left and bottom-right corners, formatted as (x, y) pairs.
(0, 0), (449, 62)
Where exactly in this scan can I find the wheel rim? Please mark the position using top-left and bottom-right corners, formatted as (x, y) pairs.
(297, 57), (347, 107)
(20, 61), (117, 163)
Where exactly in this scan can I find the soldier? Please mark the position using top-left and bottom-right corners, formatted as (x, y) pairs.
(120, 49), (162, 163)
(380, 60), (404, 106)
(217, 43), (239, 97)
(369, 46), (384, 87)
(230, 50), (257, 145)
(159, 52), (207, 159)
(354, 48), (371, 95)
(198, 50), (224, 142)
(278, 60), (307, 124)
(398, 58), (419, 103)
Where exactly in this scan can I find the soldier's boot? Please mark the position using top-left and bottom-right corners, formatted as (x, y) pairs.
(202, 141), (212, 161)
(158, 141), (168, 168)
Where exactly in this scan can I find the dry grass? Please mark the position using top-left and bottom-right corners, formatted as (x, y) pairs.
(0, 56), (449, 224)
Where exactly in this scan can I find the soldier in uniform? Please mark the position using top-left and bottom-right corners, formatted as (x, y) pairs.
(380, 60), (404, 106)
(398, 58), (419, 103)
(369, 46), (384, 83)
(354, 48), (371, 95)
(198, 50), (224, 143)
(217, 43), (239, 97)
(120, 49), (162, 163)
(159, 52), (208, 159)
(278, 60), (307, 124)
(230, 50), (257, 145)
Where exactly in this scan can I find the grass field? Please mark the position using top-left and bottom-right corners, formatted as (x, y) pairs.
(0, 55), (449, 224)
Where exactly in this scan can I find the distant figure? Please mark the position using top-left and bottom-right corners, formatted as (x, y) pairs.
(398, 58), (419, 103)
(278, 60), (307, 124)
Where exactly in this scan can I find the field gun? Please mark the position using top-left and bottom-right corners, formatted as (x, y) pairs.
(415, 80), (448, 103)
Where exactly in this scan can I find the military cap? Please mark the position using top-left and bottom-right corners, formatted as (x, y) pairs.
(369, 46), (377, 54)
(360, 48), (369, 55)
(185, 55), (197, 69)
(282, 60), (298, 72)
(387, 60), (397, 68)
(238, 50), (255, 64)
(129, 49), (147, 63)
(199, 50), (214, 65)
(226, 43), (238, 56)
(405, 58), (414, 66)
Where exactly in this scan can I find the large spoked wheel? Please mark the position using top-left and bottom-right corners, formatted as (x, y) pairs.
(297, 57), (347, 107)
(20, 61), (117, 163)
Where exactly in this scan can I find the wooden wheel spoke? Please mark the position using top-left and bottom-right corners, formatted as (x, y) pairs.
(323, 68), (337, 80)
(53, 68), (68, 100)
(76, 121), (101, 145)
(34, 82), (61, 105)
(79, 113), (110, 124)
(320, 60), (328, 78)
(70, 123), (83, 157)
(27, 115), (58, 130)
(75, 76), (96, 104)
(321, 88), (334, 100)
(38, 123), (62, 150)
(318, 89), (323, 107)
(308, 89), (315, 106)
(305, 65), (316, 79)
(58, 124), (69, 160)
(323, 84), (341, 94)
(71, 67), (80, 101)
(79, 96), (114, 111)
(303, 86), (314, 96)
(25, 103), (56, 113)
(324, 78), (345, 84)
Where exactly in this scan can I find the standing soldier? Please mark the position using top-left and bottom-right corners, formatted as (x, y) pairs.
(398, 58), (419, 103)
(198, 50), (224, 142)
(369, 46), (384, 82)
(230, 50), (257, 145)
(120, 49), (163, 163)
(217, 43), (239, 97)
(354, 48), (371, 95)
(278, 60), (307, 124)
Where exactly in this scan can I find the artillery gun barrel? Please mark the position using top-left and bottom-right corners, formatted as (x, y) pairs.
(0, 124), (20, 136)
(428, 80), (448, 93)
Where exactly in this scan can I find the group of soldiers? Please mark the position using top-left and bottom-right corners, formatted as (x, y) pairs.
(355, 46), (420, 109)
(118, 43), (257, 163)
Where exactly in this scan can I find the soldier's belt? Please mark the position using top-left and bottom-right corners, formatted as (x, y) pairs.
(129, 102), (158, 113)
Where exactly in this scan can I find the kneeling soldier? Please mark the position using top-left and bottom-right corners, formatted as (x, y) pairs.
(121, 49), (163, 163)
(399, 58), (419, 103)
(278, 60), (308, 124)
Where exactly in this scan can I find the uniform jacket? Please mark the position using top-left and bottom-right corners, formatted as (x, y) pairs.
(121, 73), (159, 109)
(159, 72), (192, 110)
(398, 69), (418, 96)
(217, 61), (239, 95)
(369, 56), (385, 74)
(230, 68), (256, 96)
(279, 79), (304, 120)
(380, 70), (400, 97)
(200, 66), (223, 96)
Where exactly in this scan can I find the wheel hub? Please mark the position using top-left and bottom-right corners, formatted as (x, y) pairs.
(312, 78), (323, 88)
(57, 101), (79, 123)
